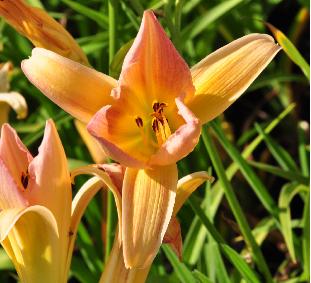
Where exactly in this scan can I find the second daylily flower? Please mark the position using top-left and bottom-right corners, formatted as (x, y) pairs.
(21, 10), (281, 268)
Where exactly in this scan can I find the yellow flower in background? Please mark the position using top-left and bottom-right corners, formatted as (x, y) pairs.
(21, 10), (281, 268)
(0, 62), (27, 125)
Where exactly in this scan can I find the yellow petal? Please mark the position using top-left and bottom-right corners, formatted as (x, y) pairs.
(70, 166), (122, 240)
(122, 164), (178, 268)
(188, 34), (281, 124)
(22, 48), (116, 123)
(100, 229), (151, 283)
(0, 0), (88, 65)
(0, 205), (64, 283)
(74, 119), (108, 164)
(0, 92), (28, 120)
(173, 171), (214, 216)
(27, 120), (71, 232)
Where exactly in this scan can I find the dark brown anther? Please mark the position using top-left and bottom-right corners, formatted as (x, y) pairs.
(152, 119), (159, 132)
(153, 102), (160, 112)
(135, 116), (144, 128)
(21, 170), (29, 189)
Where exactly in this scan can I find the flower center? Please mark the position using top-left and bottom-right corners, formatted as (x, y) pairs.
(134, 101), (172, 147)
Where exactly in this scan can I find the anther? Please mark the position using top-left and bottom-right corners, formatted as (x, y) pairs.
(21, 170), (29, 189)
(135, 116), (143, 128)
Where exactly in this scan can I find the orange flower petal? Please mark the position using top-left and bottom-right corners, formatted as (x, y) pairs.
(74, 120), (108, 164)
(22, 48), (116, 123)
(0, 0), (88, 65)
(188, 34), (281, 124)
(116, 10), (194, 107)
(122, 164), (178, 268)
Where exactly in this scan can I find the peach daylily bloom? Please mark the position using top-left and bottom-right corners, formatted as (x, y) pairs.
(21, 10), (281, 268)
(0, 62), (27, 125)
(0, 120), (114, 283)
(71, 164), (213, 283)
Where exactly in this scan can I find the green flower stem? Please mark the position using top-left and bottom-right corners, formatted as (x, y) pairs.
(106, 0), (118, 262)
(201, 128), (273, 283)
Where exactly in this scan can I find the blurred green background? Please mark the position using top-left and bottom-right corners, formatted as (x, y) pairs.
(0, 0), (309, 282)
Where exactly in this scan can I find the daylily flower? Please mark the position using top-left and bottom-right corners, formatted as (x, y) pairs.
(0, 62), (27, 125)
(0, 120), (109, 283)
(70, 163), (214, 283)
(20, 10), (281, 268)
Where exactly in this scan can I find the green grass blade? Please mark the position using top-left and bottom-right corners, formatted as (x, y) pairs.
(278, 183), (308, 261)
(192, 270), (214, 283)
(189, 196), (263, 283)
(266, 22), (310, 80)
(162, 245), (197, 283)
(181, 0), (244, 40)
(220, 244), (261, 283)
(301, 190), (310, 281)
(208, 104), (295, 220)
(62, 0), (108, 28)
(210, 121), (279, 221)
(205, 242), (231, 283)
(248, 160), (308, 185)
(201, 129), (273, 282)
(298, 121), (309, 176)
(255, 123), (298, 172)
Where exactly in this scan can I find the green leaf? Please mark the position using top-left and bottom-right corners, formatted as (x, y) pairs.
(182, 0), (244, 40)
(255, 123), (298, 172)
(220, 244), (261, 283)
(278, 183), (308, 261)
(162, 245), (197, 283)
(109, 39), (134, 78)
(301, 191), (310, 280)
(192, 270), (214, 283)
(266, 22), (310, 80)
(62, 0), (108, 28)
(210, 120), (279, 222)
(188, 197), (262, 283)
(204, 242), (230, 283)
(201, 129), (273, 282)
(208, 104), (295, 220)
(248, 160), (308, 185)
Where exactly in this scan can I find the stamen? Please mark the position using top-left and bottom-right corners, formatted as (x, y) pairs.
(21, 170), (29, 189)
(151, 102), (171, 145)
(135, 116), (143, 128)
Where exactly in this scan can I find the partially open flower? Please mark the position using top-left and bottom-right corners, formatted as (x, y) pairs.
(0, 62), (27, 125)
